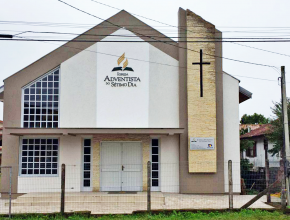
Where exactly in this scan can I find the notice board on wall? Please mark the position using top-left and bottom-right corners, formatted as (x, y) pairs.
(190, 137), (215, 150)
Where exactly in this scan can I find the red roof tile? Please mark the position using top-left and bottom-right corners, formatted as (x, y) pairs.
(240, 124), (262, 131)
(240, 124), (272, 139)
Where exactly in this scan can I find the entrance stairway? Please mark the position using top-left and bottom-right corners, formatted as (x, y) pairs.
(5, 192), (165, 213)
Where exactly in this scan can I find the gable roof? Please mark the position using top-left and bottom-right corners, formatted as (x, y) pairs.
(4, 10), (178, 85)
(239, 86), (252, 103)
(240, 124), (272, 139)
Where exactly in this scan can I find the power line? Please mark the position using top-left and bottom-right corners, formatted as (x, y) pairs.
(4, 38), (290, 43)
(0, 2), (281, 71)
(8, 30), (290, 40)
(232, 74), (282, 82)
(87, 0), (290, 38)
(17, 36), (284, 84)
(15, 36), (183, 70)
(0, 18), (283, 70)
(6, 30), (290, 40)
(85, 0), (290, 69)
(2, 20), (290, 30)
(56, 0), (278, 68)
(0, 21), (290, 37)
(87, 0), (290, 61)
(218, 27), (290, 29)
(4, 22), (290, 36)
(4, 30), (290, 39)
(231, 42), (290, 58)
(89, 0), (183, 31)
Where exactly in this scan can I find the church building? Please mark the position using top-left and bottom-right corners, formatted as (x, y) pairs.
(0, 8), (251, 196)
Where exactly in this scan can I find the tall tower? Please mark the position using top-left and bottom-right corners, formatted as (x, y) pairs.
(178, 8), (224, 193)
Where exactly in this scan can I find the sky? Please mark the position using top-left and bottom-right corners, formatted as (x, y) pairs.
(0, 0), (290, 121)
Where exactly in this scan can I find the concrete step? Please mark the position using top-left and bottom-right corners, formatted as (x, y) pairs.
(6, 201), (164, 207)
(14, 195), (165, 203)
(6, 194), (165, 207)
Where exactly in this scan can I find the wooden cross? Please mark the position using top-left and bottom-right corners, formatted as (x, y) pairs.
(192, 49), (210, 97)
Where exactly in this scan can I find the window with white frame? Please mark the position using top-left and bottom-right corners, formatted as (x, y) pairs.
(20, 138), (59, 175)
(22, 68), (59, 128)
(151, 139), (159, 188)
(83, 139), (92, 187)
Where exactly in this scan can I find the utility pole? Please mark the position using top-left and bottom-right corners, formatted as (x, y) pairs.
(280, 66), (290, 208)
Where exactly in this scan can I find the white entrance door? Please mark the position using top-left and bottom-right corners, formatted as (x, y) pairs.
(100, 142), (142, 191)
(100, 142), (122, 191)
(122, 143), (143, 191)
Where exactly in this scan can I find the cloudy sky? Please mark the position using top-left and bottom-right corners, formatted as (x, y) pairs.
(1, 0), (290, 121)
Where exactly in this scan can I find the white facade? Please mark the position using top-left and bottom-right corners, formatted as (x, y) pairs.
(160, 135), (179, 193)
(18, 30), (181, 193)
(223, 73), (241, 193)
(60, 29), (179, 128)
(60, 44), (98, 128)
(17, 53), (243, 194)
(17, 66), (242, 194)
(18, 135), (180, 193)
(243, 137), (280, 168)
(18, 136), (82, 193)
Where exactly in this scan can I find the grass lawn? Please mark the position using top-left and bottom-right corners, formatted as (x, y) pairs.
(2, 210), (290, 220)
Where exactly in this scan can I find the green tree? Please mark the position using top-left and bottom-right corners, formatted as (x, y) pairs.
(241, 158), (254, 172)
(240, 113), (270, 124)
(267, 98), (290, 156)
(240, 128), (249, 135)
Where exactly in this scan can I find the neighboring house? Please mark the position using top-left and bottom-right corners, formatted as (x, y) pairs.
(240, 124), (280, 168)
(0, 9), (252, 197)
(240, 124), (264, 133)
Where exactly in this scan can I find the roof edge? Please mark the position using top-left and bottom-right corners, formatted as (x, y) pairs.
(223, 71), (240, 82)
(239, 86), (252, 98)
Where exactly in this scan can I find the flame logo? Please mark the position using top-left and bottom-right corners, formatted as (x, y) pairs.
(117, 53), (125, 66)
(123, 59), (128, 69)
(112, 53), (134, 72)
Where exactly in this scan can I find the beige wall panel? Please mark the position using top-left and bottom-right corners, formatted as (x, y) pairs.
(186, 11), (217, 173)
(0, 132), (20, 198)
(91, 134), (150, 192)
(92, 141), (100, 192)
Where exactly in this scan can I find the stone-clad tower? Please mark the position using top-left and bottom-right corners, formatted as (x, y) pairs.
(186, 10), (217, 173)
(178, 8), (224, 193)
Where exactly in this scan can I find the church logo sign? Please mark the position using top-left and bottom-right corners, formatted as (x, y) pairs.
(104, 53), (140, 87)
(112, 53), (134, 72)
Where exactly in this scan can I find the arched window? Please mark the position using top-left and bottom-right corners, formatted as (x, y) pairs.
(22, 68), (59, 128)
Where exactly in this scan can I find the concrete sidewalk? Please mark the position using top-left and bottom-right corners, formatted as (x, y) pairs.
(0, 192), (276, 215)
